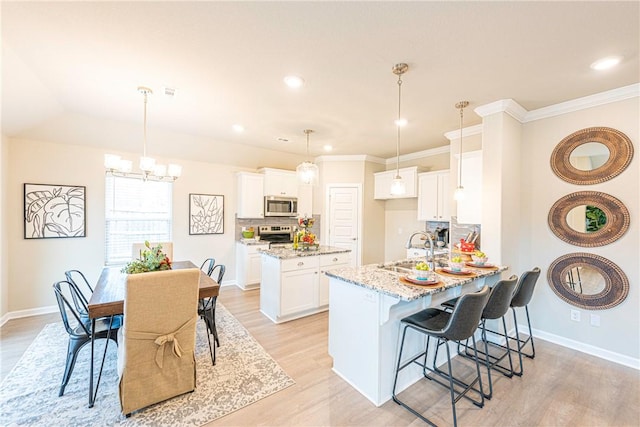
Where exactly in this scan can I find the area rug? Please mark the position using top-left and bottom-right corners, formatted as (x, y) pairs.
(0, 303), (295, 426)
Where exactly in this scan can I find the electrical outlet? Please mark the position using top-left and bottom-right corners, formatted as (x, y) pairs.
(590, 314), (601, 327)
(570, 309), (581, 322)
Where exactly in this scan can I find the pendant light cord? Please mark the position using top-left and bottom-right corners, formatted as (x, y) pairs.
(458, 105), (463, 185)
(396, 74), (403, 178)
(142, 89), (148, 158)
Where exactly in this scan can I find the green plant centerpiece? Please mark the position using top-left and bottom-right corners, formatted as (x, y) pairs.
(122, 241), (172, 274)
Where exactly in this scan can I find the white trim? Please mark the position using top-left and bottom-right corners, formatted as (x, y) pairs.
(529, 324), (640, 370)
(0, 305), (58, 327)
(385, 145), (450, 166)
(524, 83), (640, 122)
(444, 124), (483, 141)
(474, 99), (528, 122)
(316, 154), (386, 164)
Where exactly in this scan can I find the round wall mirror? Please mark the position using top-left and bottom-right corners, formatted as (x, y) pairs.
(550, 127), (633, 185)
(547, 253), (629, 310)
(548, 191), (630, 247)
(569, 142), (610, 171)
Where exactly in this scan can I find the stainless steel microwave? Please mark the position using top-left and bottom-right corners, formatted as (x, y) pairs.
(264, 196), (298, 217)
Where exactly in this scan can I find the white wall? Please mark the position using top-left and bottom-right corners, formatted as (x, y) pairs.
(6, 137), (248, 313)
(522, 97), (639, 361)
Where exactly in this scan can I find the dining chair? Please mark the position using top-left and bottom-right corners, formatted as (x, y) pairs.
(64, 270), (94, 324)
(199, 263), (225, 365)
(53, 280), (121, 397)
(200, 258), (216, 277)
(131, 242), (174, 260)
(117, 268), (200, 416)
(392, 286), (490, 427)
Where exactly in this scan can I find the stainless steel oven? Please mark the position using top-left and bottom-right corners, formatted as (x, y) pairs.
(264, 196), (297, 217)
(258, 225), (294, 248)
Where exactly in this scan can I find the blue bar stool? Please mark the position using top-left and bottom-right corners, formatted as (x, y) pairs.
(392, 286), (490, 427)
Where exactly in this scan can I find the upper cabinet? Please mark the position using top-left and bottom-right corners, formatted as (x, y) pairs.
(237, 172), (265, 219)
(374, 166), (420, 199)
(260, 168), (298, 197)
(456, 151), (482, 224)
(417, 170), (450, 221)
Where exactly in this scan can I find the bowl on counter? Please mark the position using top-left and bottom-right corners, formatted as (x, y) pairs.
(471, 255), (489, 265)
(242, 230), (255, 238)
(448, 261), (466, 272)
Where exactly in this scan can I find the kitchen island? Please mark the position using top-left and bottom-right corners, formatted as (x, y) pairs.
(259, 245), (351, 323)
(324, 259), (507, 406)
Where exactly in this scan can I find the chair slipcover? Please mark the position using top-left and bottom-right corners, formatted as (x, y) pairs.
(117, 268), (199, 415)
(131, 242), (174, 261)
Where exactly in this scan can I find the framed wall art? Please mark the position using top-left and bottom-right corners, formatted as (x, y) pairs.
(24, 183), (86, 239)
(189, 193), (224, 235)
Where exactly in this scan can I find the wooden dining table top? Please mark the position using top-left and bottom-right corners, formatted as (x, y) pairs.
(87, 260), (220, 319)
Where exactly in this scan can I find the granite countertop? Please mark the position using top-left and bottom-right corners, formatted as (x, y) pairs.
(259, 245), (351, 259)
(238, 238), (271, 246)
(324, 258), (508, 302)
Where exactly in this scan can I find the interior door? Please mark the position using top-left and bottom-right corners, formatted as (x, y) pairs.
(327, 185), (361, 267)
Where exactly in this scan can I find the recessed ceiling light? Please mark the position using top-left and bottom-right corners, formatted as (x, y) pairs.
(590, 56), (623, 71)
(232, 124), (245, 133)
(283, 75), (305, 88)
(323, 145), (333, 152)
(394, 118), (408, 127)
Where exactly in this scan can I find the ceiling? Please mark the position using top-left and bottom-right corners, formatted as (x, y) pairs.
(2, 1), (639, 162)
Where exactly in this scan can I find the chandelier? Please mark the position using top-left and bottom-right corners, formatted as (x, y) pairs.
(454, 101), (469, 201)
(296, 129), (319, 186)
(390, 63), (408, 196)
(104, 86), (181, 181)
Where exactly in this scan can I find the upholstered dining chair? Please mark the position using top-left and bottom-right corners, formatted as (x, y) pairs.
(131, 242), (174, 261)
(117, 268), (200, 416)
(199, 263), (225, 365)
(53, 280), (121, 397)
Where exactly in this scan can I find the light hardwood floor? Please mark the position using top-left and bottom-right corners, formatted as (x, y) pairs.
(2, 285), (639, 426)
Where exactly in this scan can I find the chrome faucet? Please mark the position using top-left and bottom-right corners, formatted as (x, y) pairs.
(405, 231), (435, 270)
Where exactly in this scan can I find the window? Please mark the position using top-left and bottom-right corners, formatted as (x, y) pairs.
(105, 176), (173, 265)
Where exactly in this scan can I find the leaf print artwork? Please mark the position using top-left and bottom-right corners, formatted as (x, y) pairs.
(24, 184), (86, 239)
(189, 194), (224, 235)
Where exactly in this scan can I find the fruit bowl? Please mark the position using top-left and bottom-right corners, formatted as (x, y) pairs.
(471, 256), (488, 265)
(448, 261), (466, 272)
(242, 230), (255, 238)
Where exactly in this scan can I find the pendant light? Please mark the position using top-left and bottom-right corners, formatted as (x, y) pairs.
(390, 63), (408, 196)
(104, 86), (182, 181)
(454, 101), (469, 201)
(296, 129), (319, 186)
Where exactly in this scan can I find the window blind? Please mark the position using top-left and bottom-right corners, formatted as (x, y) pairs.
(105, 175), (173, 265)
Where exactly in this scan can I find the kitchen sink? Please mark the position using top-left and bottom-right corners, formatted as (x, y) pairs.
(379, 256), (448, 273)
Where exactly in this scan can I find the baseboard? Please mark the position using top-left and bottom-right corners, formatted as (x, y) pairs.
(0, 305), (58, 327)
(527, 324), (640, 371)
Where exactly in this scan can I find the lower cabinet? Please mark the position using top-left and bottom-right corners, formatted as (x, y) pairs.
(260, 252), (351, 323)
(236, 242), (270, 290)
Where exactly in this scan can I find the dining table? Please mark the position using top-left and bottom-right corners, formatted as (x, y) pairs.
(86, 260), (219, 408)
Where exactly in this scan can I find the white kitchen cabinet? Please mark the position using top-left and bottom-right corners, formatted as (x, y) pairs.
(260, 168), (298, 197)
(235, 242), (270, 290)
(318, 252), (352, 306)
(374, 166), (420, 199)
(297, 184), (313, 218)
(236, 172), (264, 219)
(281, 265), (318, 316)
(417, 170), (450, 221)
(456, 151), (482, 225)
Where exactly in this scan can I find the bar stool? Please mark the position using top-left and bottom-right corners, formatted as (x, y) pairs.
(507, 267), (541, 375)
(448, 275), (519, 399)
(392, 286), (490, 427)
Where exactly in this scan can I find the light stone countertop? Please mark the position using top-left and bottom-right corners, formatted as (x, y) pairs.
(324, 259), (508, 302)
(238, 238), (270, 246)
(259, 245), (351, 259)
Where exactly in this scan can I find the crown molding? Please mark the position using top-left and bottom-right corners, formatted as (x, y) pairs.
(474, 99), (528, 122)
(444, 124), (483, 141)
(316, 154), (386, 164)
(524, 83), (639, 122)
(385, 145), (450, 165)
